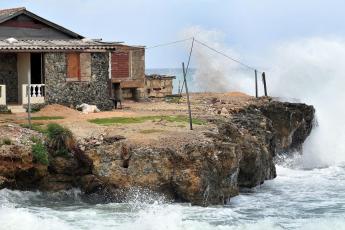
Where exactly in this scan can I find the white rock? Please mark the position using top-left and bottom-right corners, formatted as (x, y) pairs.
(220, 107), (229, 116)
(76, 103), (100, 114)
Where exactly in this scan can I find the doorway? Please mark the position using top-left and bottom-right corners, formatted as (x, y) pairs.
(17, 53), (45, 104)
(30, 53), (44, 84)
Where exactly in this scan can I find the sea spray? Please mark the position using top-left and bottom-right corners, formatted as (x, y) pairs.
(267, 37), (345, 168)
(180, 26), (254, 94)
(182, 26), (345, 168)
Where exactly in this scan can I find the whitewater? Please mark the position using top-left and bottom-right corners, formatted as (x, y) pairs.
(1, 160), (345, 230)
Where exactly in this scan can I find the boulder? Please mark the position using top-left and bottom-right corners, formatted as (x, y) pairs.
(76, 103), (100, 114)
(259, 101), (315, 154)
(83, 138), (241, 206)
(0, 144), (48, 189)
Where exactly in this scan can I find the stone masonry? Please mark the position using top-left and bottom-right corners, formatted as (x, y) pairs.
(0, 53), (18, 103)
(44, 52), (113, 110)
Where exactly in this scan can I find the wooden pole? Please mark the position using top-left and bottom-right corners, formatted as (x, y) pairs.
(182, 62), (193, 130)
(262, 72), (268, 97)
(178, 80), (181, 95)
(180, 37), (195, 95)
(255, 69), (258, 98)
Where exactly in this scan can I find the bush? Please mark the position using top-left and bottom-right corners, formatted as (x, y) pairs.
(46, 123), (75, 157)
(1, 138), (12, 146)
(32, 141), (49, 165)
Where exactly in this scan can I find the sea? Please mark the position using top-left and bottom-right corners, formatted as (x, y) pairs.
(1, 68), (345, 230)
(1, 159), (345, 230)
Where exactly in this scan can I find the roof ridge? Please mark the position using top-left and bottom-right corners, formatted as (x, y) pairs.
(0, 7), (26, 15)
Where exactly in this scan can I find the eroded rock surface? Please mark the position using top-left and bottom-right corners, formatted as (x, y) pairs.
(0, 99), (315, 206)
(83, 137), (240, 206)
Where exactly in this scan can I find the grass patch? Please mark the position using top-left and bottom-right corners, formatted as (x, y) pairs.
(20, 123), (47, 134)
(31, 116), (64, 121)
(139, 129), (164, 134)
(165, 96), (182, 104)
(89, 115), (206, 126)
(0, 138), (12, 146)
(32, 141), (49, 165)
(46, 123), (74, 157)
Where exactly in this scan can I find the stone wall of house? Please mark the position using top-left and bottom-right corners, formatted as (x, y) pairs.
(44, 52), (113, 110)
(0, 53), (18, 103)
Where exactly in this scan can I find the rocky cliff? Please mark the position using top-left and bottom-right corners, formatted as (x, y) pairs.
(0, 99), (315, 206)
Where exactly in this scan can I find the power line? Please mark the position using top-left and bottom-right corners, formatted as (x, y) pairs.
(145, 37), (193, 49)
(179, 37), (195, 94)
(194, 39), (261, 73)
(144, 37), (262, 73)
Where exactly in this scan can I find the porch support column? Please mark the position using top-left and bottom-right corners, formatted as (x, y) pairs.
(27, 57), (31, 128)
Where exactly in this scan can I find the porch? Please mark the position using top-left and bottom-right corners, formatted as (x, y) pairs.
(0, 52), (45, 107)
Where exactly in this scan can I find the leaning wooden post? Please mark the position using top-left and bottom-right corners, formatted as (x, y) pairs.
(262, 72), (268, 96)
(178, 80), (181, 95)
(27, 71), (32, 129)
(182, 62), (193, 130)
(255, 69), (258, 98)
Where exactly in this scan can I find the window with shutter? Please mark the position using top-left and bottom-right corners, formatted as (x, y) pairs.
(67, 53), (80, 81)
(66, 53), (91, 82)
(111, 51), (129, 79)
(80, 53), (91, 81)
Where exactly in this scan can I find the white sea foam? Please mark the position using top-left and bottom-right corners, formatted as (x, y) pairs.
(267, 38), (345, 168)
(0, 207), (74, 230)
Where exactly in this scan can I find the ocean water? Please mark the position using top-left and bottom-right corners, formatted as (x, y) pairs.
(1, 156), (345, 230)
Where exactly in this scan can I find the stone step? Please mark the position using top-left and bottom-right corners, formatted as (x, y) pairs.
(7, 105), (26, 113)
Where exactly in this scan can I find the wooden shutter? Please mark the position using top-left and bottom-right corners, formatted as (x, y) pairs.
(111, 52), (129, 79)
(80, 53), (91, 81)
(67, 53), (80, 81)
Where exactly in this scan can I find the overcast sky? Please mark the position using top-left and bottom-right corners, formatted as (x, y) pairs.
(1, 0), (345, 68)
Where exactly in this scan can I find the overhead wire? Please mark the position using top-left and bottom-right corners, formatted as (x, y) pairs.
(145, 37), (193, 49)
(194, 39), (261, 73)
(179, 37), (195, 94)
(143, 37), (262, 73)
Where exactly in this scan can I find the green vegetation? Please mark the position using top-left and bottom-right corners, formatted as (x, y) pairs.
(32, 141), (49, 165)
(46, 123), (74, 157)
(89, 115), (206, 126)
(0, 138), (12, 146)
(20, 123), (47, 134)
(165, 96), (182, 104)
(139, 129), (164, 134)
(31, 116), (64, 121)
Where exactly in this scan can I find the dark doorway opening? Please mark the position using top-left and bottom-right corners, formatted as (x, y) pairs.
(30, 53), (43, 84)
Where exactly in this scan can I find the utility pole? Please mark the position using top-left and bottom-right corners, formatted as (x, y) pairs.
(255, 69), (258, 98)
(262, 72), (268, 97)
(182, 62), (193, 130)
(180, 37), (195, 95)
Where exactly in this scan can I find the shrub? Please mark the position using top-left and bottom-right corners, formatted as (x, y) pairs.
(32, 141), (49, 165)
(46, 123), (75, 157)
(1, 138), (12, 145)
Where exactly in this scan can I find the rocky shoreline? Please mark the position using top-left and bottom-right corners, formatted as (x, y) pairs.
(0, 98), (315, 206)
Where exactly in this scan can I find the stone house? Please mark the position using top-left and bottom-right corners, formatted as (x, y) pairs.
(145, 74), (175, 98)
(0, 7), (145, 111)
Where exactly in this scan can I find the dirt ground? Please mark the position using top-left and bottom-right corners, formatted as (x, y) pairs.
(0, 92), (255, 147)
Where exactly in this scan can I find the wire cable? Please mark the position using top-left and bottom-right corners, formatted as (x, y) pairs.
(194, 39), (261, 73)
(145, 37), (193, 49)
(179, 37), (195, 94)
